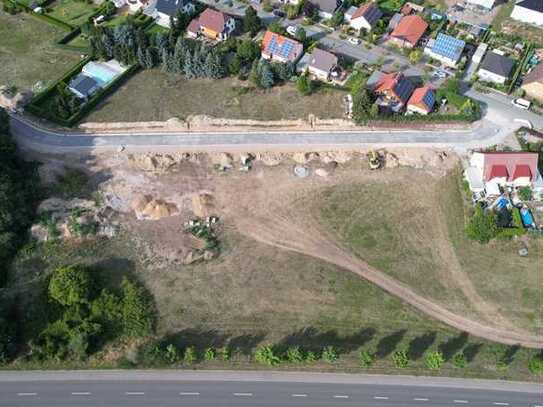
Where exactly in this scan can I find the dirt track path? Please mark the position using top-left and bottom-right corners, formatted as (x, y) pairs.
(217, 168), (543, 348)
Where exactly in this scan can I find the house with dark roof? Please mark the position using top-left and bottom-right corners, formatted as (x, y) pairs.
(388, 15), (428, 48)
(187, 8), (236, 41)
(424, 33), (465, 67)
(153, 0), (195, 28)
(464, 152), (543, 196)
(261, 31), (304, 64)
(522, 64), (543, 102)
(68, 75), (101, 100)
(348, 2), (382, 31)
(477, 51), (515, 84)
(369, 72), (415, 113)
(511, 0), (543, 26)
(407, 85), (435, 115)
(309, 0), (343, 20)
(307, 48), (339, 81)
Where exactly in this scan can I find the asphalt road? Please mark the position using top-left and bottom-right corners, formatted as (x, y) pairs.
(1, 371), (543, 407)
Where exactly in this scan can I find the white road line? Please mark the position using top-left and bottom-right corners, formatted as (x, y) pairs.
(333, 395), (350, 399)
(454, 400), (469, 404)
(233, 392), (253, 397)
(125, 392), (145, 395)
(414, 398), (429, 401)
(291, 394), (308, 397)
(492, 403), (509, 406)
(374, 396), (389, 400)
(17, 392), (37, 396)
(71, 392), (91, 396)
(180, 392), (201, 396)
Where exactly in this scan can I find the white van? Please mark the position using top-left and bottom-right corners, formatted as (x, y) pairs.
(512, 98), (531, 110)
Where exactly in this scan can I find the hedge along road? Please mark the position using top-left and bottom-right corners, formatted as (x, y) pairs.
(9, 114), (513, 154)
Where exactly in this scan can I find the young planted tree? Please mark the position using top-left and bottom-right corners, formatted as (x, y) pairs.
(243, 6), (261, 36)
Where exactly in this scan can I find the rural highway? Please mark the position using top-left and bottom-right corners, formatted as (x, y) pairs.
(9, 114), (510, 154)
(1, 371), (543, 407)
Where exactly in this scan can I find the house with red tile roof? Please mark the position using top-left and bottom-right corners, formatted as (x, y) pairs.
(367, 71), (414, 112)
(464, 152), (543, 196)
(388, 14), (428, 48)
(261, 31), (304, 64)
(406, 85), (435, 115)
(348, 2), (382, 31)
(187, 8), (236, 41)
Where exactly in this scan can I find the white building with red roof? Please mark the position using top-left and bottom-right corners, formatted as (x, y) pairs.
(406, 85), (435, 115)
(388, 14), (428, 48)
(348, 2), (382, 32)
(464, 152), (543, 196)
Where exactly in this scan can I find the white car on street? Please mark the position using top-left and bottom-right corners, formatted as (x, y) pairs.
(511, 98), (531, 110)
(347, 37), (361, 45)
(286, 25), (298, 36)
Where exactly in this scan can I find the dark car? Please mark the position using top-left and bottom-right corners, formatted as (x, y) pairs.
(272, 9), (285, 17)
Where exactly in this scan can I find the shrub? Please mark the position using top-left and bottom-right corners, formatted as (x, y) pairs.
(296, 73), (312, 95)
(221, 346), (232, 361)
(184, 346), (197, 364)
(519, 186), (533, 201)
(165, 343), (179, 364)
(392, 349), (409, 368)
(425, 351), (445, 370)
(255, 345), (281, 366)
(204, 347), (216, 361)
(322, 346), (338, 363)
(452, 352), (467, 368)
(528, 354), (543, 374)
(466, 205), (498, 244)
(359, 350), (374, 367)
(120, 278), (154, 338)
(306, 350), (318, 362)
(48, 265), (92, 307)
(286, 346), (304, 363)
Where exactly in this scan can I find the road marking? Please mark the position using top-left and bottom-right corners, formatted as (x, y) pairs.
(17, 393), (37, 396)
(125, 392), (145, 395)
(71, 392), (91, 396)
(291, 394), (308, 397)
(454, 400), (469, 404)
(414, 398), (429, 401)
(180, 392), (201, 396)
(233, 392), (253, 397)
(492, 403), (509, 406)
(333, 395), (350, 399)
(374, 396), (389, 400)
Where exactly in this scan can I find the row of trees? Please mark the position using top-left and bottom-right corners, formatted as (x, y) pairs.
(31, 264), (155, 361)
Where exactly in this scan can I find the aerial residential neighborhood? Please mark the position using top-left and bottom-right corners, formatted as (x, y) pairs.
(3, 0), (543, 403)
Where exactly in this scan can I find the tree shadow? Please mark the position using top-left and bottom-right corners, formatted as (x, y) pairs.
(408, 331), (437, 360)
(438, 332), (469, 361)
(463, 342), (483, 362)
(277, 326), (376, 354)
(375, 329), (407, 359)
(229, 332), (268, 355)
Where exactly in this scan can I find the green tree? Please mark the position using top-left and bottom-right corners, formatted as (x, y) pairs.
(409, 49), (423, 64)
(518, 186), (533, 201)
(296, 27), (306, 43)
(452, 352), (467, 368)
(120, 278), (154, 337)
(184, 346), (197, 364)
(296, 73), (313, 95)
(243, 6), (261, 36)
(392, 349), (409, 368)
(204, 347), (216, 361)
(165, 344), (179, 363)
(528, 354), (543, 374)
(48, 265), (92, 307)
(352, 88), (376, 124)
(465, 205), (498, 244)
(359, 349), (374, 367)
(286, 346), (304, 363)
(237, 39), (261, 62)
(259, 61), (275, 88)
(221, 346), (232, 361)
(425, 350), (445, 370)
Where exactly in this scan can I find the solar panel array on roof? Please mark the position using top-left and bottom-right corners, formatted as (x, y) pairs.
(267, 35), (295, 59)
(422, 89), (435, 108)
(431, 33), (465, 61)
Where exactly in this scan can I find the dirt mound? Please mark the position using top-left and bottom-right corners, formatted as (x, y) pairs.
(132, 195), (179, 220)
(192, 192), (214, 218)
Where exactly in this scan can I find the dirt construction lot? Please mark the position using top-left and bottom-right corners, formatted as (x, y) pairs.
(9, 148), (543, 376)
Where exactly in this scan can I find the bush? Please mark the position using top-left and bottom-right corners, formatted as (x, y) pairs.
(48, 265), (92, 307)
(528, 354), (543, 374)
(322, 346), (338, 363)
(425, 350), (445, 370)
(121, 278), (155, 337)
(392, 349), (409, 368)
(165, 344), (179, 364)
(221, 346), (232, 361)
(204, 347), (216, 361)
(255, 345), (281, 366)
(519, 186), (533, 201)
(359, 349), (374, 367)
(286, 346), (304, 363)
(306, 350), (318, 362)
(452, 352), (467, 368)
(466, 205), (498, 244)
(184, 346), (196, 364)
(296, 73), (313, 95)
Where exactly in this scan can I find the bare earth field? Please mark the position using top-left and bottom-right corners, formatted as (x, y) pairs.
(0, 11), (81, 90)
(8, 149), (543, 378)
(85, 69), (347, 122)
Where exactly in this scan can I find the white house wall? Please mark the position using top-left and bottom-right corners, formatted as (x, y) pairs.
(511, 6), (543, 26)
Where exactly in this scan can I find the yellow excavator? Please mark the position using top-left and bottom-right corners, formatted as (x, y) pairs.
(368, 150), (381, 170)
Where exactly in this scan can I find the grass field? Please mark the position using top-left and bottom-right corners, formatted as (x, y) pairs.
(85, 70), (347, 122)
(47, 0), (98, 26)
(0, 11), (81, 90)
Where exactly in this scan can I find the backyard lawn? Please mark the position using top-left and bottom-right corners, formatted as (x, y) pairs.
(47, 0), (98, 26)
(0, 11), (81, 90)
(85, 69), (347, 122)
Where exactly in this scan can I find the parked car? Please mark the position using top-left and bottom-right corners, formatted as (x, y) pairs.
(286, 25), (298, 36)
(272, 9), (285, 17)
(347, 37), (361, 45)
(512, 98), (531, 110)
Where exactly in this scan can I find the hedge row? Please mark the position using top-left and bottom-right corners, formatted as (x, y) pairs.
(508, 42), (534, 94)
(14, 0), (75, 31)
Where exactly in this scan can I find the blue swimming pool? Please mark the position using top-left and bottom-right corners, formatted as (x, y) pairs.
(521, 207), (535, 228)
